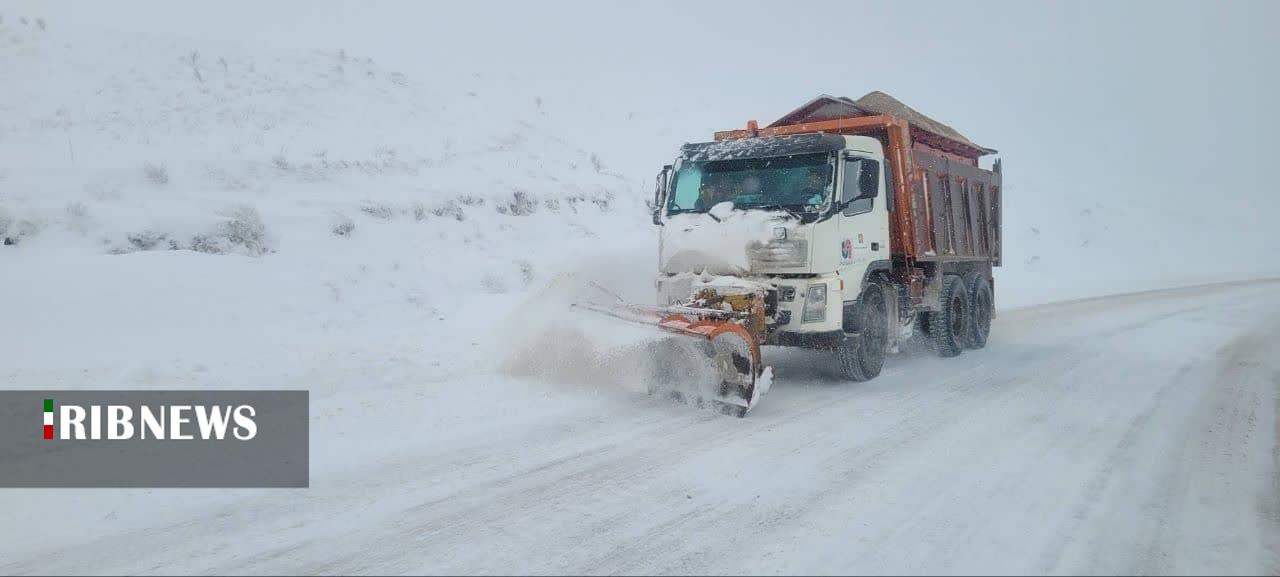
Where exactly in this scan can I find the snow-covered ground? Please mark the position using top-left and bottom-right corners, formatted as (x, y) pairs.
(3, 277), (1278, 575)
(2, 4), (1279, 575)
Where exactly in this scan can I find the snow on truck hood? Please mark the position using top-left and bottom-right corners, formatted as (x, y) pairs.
(659, 203), (789, 275)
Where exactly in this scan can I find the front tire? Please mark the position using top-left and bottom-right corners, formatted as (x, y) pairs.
(837, 283), (888, 381)
(927, 275), (969, 358)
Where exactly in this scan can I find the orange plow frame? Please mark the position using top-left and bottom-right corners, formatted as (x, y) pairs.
(572, 299), (768, 416)
(656, 313), (763, 378)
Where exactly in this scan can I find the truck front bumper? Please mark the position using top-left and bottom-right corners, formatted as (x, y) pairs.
(656, 273), (845, 338)
(765, 275), (844, 335)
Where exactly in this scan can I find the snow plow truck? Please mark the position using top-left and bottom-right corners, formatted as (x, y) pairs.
(585, 92), (1002, 416)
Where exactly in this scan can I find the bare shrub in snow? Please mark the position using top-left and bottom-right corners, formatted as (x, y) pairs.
(562, 191), (614, 213)
(4, 217), (44, 245)
(374, 147), (397, 167)
(207, 168), (250, 191)
(188, 51), (204, 83)
(297, 163), (327, 183)
(591, 189), (616, 212)
(85, 178), (124, 201)
(189, 206), (270, 256)
(519, 260), (534, 286)
(590, 153), (605, 173)
(324, 281), (343, 304)
(64, 202), (88, 218)
(64, 202), (90, 234)
(404, 289), (430, 309)
(496, 190), (537, 216)
(431, 200), (466, 221)
(544, 198), (561, 213)
(36, 18), (45, 31)
(569, 222), (598, 239)
(272, 152), (292, 171)
(360, 202), (394, 221)
(331, 212), (355, 236)
(143, 162), (169, 186)
(458, 194), (485, 207)
(412, 202), (429, 222)
(0, 207), (11, 243)
(189, 234), (220, 254)
(219, 205), (269, 255)
(127, 230), (170, 251)
(480, 273), (508, 294)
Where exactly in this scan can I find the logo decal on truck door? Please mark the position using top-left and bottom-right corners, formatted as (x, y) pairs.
(841, 239), (853, 262)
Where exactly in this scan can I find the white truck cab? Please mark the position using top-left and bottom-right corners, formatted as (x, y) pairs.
(655, 134), (892, 343)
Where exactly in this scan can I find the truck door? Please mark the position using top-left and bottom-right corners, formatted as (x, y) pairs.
(836, 154), (892, 289)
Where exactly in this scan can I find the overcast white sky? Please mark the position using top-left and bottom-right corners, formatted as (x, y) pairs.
(12, 0), (1280, 264)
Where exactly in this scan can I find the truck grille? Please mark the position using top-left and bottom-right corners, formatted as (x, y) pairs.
(748, 239), (808, 268)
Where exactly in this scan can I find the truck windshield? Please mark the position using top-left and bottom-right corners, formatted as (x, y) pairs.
(667, 152), (834, 215)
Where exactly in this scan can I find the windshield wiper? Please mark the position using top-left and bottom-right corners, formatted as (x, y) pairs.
(754, 204), (806, 220)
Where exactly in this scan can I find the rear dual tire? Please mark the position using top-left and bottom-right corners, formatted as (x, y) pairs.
(966, 278), (993, 350)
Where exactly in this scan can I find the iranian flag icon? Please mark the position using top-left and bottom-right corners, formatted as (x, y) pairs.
(43, 398), (53, 440)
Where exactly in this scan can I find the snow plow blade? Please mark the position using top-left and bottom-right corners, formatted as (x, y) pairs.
(575, 289), (768, 417)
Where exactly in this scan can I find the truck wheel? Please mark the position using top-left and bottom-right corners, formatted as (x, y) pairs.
(929, 275), (969, 358)
(837, 283), (888, 381)
(966, 278), (993, 349)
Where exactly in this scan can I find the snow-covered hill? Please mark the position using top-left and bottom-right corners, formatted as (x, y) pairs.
(0, 17), (657, 385)
(0, 14), (641, 250)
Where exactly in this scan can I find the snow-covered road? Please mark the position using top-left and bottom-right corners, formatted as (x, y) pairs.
(4, 280), (1279, 575)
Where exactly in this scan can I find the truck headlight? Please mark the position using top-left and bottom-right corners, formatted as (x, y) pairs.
(802, 284), (827, 323)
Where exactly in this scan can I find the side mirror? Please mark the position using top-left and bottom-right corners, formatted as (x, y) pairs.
(652, 165), (672, 225)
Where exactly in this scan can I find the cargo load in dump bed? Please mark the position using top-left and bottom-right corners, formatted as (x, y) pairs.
(579, 91), (1004, 416)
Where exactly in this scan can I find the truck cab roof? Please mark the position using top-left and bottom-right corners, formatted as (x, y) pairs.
(680, 134), (883, 163)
